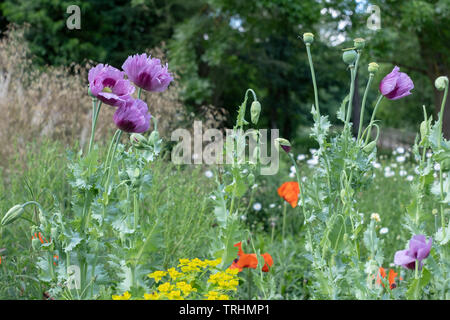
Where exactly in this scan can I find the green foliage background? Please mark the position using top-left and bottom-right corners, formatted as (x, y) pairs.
(0, 0), (447, 138)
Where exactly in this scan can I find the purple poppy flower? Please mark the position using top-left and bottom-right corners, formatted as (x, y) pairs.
(379, 66), (414, 100)
(122, 53), (174, 92)
(394, 235), (432, 270)
(113, 99), (151, 133)
(88, 64), (135, 107)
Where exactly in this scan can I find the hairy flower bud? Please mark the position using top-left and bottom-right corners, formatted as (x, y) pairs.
(435, 76), (449, 91)
(354, 38), (365, 50)
(250, 101), (261, 124)
(274, 138), (291, 153)
(363, 141), (377, 153)
(130, 133), (148, 149)
(303, 32), (314, 44)
(342, 50), (358, 65)
(368, 62), (379, 74)
(1, 204), (24, 226)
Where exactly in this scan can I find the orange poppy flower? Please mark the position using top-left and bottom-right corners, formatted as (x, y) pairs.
(376, 267), (402, 289)
(230, 242), (273, 272)
(277, 181), (300, 208)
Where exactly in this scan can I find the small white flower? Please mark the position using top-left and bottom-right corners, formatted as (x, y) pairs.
(204, 170), (214, 178)
(240, 215), (247, 221)
(434, 163), (441, 171)
(399, 170), (407, 177)
(396, 147), (405, 154)
(309, 148), (317, 155)
(253, 202), (262, 211)
(269, 203), (276, 209)
(414, 166), (420, 175)
(380, 227), (389, 234)
(372, 162), (381, 169)
(252, 184), (258, 189)
(290, 165), (296, 173)
(242, 169), (248, 174)
(289, 172), (295, 178)
(203, 33), (209, 40)
(384, 171), (395, 178)
(384, 166), (391, 172)
(396, 156), (406, 163)
(391, 163), (398, 168)
(210, 195), (217, 200)
(370, 213), (381, 222)
(406, 175), (414, 181)
(426, 151), (432, 158)
(302, 176), (307, 182)
(307, 156), (319, 166)
(297, 154), (306, 161)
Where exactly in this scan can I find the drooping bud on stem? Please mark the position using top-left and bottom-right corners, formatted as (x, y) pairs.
(130, 133), (148, 149)
(250, 101), (261, 124)
(1, 204), (24, 226)
(435, 76), (449, 91)
(274, 138), (292, 153)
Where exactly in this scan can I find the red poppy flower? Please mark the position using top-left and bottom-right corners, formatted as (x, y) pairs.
(376, 267), (402, 289)
(230, 242), (273, 272)
(277, 182), (300, 208)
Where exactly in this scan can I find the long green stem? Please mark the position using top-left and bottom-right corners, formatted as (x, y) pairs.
(88, 99), (102, 153)
(437, 84), (448, 232)
(306, 43), (320, 115)
(364, 94), (384, 145)
(357, 73), (374, 143)
(282, 201), (287, 241)
(344, 66), (356, 131)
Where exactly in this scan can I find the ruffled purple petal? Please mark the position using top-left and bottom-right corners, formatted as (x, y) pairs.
(97, 92), (127, 108)
(122, 53), (173, 92)
(379, 66), (399, 96)
(113, 99), (151, 133)
(394, 249), (415, 269)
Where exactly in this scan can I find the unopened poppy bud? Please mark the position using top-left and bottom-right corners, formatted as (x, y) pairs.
(250, 101), (261, 124)
(435, 76), (448, 91)
(303, 32), (314, 44)
(130, 133), (147, 149)
(420, 120), (429, 141)
(354, 38), (365, 50)
(363, 141), (377, 153)
(1, 204), (24, 226)
(274, 138), (291, 153)
(32, 237), (41, 250)
(368, 62), (379, 74)
(343, 50), (358, 65)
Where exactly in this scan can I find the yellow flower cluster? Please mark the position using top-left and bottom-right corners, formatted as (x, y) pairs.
(113, 257), (239, 300)
(208, 268), (240, 291)
(112, 291), (131, 300)
(204, 291), (230, 300)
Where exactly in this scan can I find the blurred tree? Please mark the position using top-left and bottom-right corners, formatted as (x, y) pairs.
(167, 0), (349, 137)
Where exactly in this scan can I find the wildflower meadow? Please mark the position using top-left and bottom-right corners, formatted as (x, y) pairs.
(0, 1), (449, 306)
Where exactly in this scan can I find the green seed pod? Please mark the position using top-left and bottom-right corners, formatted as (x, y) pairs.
(363, 141), (377, 153)
(32, 237), (41, 250)
(303, 32), (314, 44)
(88, 88), (96, 98)
(248, 173), (255, 185)
(342, 50), (358, 65)
(435, 76), (449, 91)
(368, 62), (379, 74)
(250, 101), (261, 124)
(1, 204), (24, 226)
(354, 38), (365, 50)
